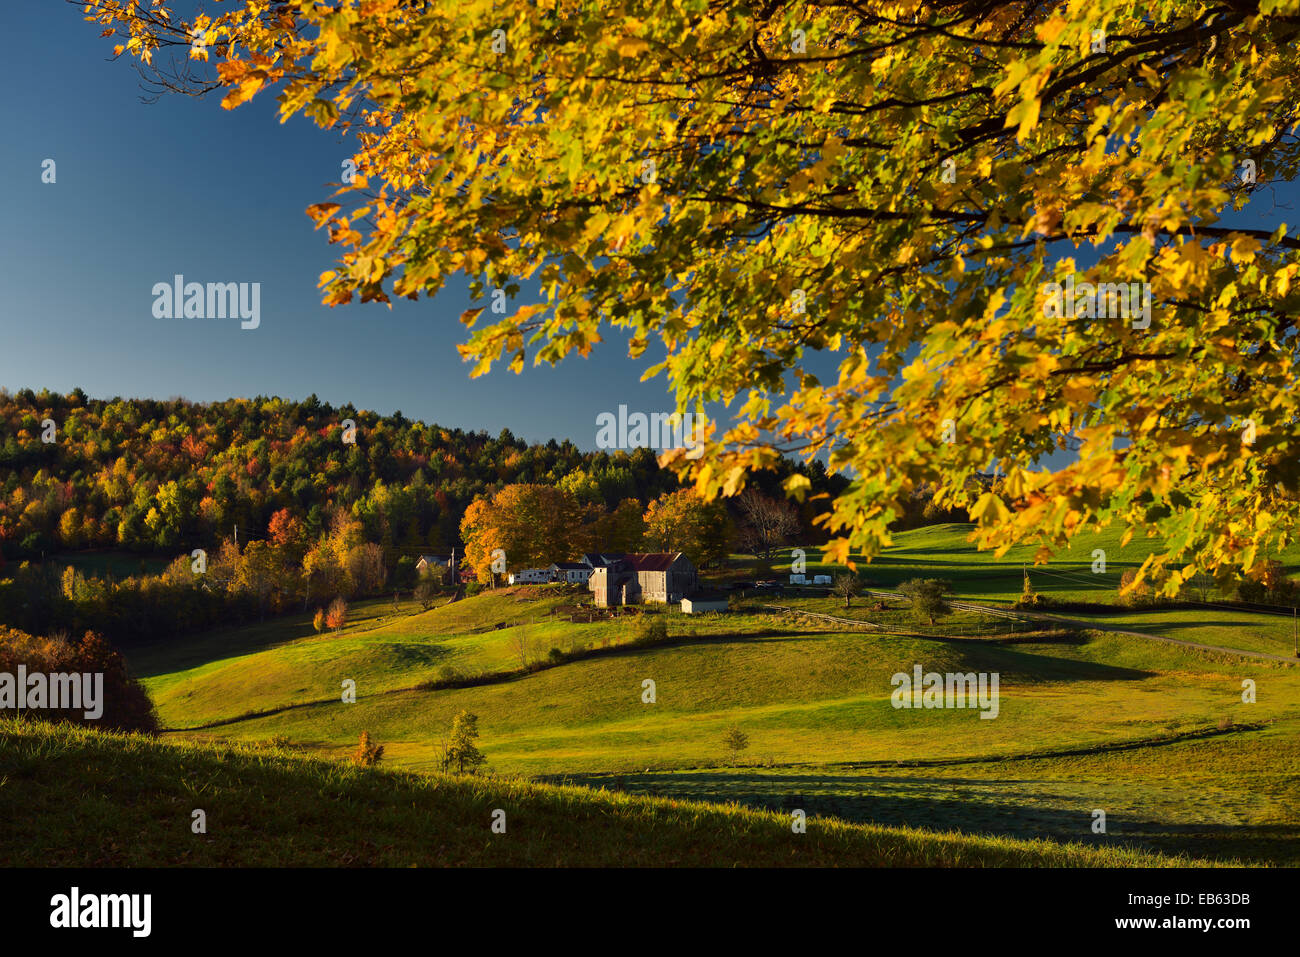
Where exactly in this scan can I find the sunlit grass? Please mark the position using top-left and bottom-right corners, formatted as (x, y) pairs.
(0, 717), (1204, 868)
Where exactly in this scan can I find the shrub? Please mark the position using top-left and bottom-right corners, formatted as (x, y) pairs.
(898, 578), (954, 625)
(547, 647), (567, 665)
(635, 616), (669, 645)
(1235, 559), (1299, 606)
(1020, 567), (1036, 603)
(465, 582), (482, 597)
(722, 726), (750, 763)
(414, 578), (437, 610)
(0, 626), (158, 733)
(351, 730), (384, 767)
(312, 608), (325, 633)
(435, 663), (463, 685)
(1235, 577), (1266, 604)
(1118, 569), (1154, 607)
(325, 596), (348, 631)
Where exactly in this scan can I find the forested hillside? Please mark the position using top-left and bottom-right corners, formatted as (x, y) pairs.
(0, 388), (668, 558)
(0, 388), (822, 559)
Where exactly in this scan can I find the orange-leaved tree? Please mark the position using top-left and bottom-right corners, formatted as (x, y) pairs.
(460, 484), (591, 582)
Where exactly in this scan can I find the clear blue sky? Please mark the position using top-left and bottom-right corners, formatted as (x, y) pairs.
(0, 2), (700, 450)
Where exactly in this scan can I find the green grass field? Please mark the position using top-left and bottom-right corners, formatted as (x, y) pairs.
(15, 524), (1299, 867)
(554, 719), (1300, 866)
(157, 611), (1297, 778)
(755, 524), (1300, 658)
(107, 579), (1300, 866)
(768, 521), (1300, 598)
(0, 717), (1204, 867)
(717, 522), (1160, 597)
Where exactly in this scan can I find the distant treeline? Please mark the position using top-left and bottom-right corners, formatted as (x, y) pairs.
(0, 388), (845, 564)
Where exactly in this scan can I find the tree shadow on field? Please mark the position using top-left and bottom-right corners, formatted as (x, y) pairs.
(126, 599), (405, 678)
(937, 641), (1156, 684)
(1113, 617), (1279, 635)
(372, 642), (454, 669)
(592, 630), (827, 663)
(554, 770), (1297, 865)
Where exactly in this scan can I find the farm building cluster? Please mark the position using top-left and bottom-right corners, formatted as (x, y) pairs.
(499, 552), (727, 614)
(416, 551), (828, 613)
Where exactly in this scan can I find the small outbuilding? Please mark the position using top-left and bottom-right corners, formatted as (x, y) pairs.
(508, 568), (552, 585)
(681, 591), (729, 614)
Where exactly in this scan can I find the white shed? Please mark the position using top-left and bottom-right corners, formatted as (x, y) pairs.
(681, 593), (729, 614)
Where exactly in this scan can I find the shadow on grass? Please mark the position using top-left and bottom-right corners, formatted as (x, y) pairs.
(553, 769), (1295, 865)
(1105, 617), (1283, 635)
(128, 615), (323, 678)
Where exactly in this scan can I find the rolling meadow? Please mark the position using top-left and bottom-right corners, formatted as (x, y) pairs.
(13, 523), (1286, 867)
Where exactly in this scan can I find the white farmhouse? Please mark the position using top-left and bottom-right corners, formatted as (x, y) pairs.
(549, 562), (594, 584)
(416, 554), (452, 576)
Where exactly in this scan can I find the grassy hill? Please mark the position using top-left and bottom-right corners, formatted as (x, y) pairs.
(98, 522), (1300, 868)
(0, 717), (1199, 867)
(775, 521), (1300, 601)
(756, 523), (1300, 658)
(110, 580), (1300, 865)
(138, 589), (1298, 774)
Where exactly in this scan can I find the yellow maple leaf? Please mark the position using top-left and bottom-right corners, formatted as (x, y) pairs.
(616, 37), (649, 57)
